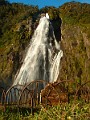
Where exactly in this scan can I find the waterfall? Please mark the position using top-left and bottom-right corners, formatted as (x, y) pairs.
(13, 15), (63, 85)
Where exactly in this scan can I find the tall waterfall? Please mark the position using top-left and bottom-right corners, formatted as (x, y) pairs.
(13, 15), (63, 85)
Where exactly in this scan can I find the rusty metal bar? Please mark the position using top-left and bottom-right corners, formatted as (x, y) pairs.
(0, 80), (89, 114)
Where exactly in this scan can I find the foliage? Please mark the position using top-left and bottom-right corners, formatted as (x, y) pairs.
(0, 0), (9, 5)
(0, 2), (39, 87)
(0, 101), (89, 120)
(0, 1), (90, 88)
(59, 2), (90, 24)
(57, 2), (90, 83)
(60, 23), (90, 83)
(0, 2), (90, 120)
(40, 6), (60, 20)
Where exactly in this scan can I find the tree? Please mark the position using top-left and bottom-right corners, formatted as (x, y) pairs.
(0, 0), (9, 5)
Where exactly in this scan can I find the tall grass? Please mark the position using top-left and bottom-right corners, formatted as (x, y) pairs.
(0, 100), (90, 120)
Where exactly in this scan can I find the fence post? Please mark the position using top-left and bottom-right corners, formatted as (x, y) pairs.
(31, 97), (34, 115)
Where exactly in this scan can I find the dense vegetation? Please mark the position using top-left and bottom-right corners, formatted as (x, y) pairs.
(0, 100), (90, 120)
(0, 0), (90, 119)
(0, 0), (90, 88)
(59, 2), (90, 84)
(0, 0), (39, 87)
(59, 1), (90, 24)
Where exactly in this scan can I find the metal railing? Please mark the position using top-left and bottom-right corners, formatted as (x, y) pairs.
(0, 80), (90, 114)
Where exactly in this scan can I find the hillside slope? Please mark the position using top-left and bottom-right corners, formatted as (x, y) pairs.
(0, 1), (90, 88)
(59, 2), (90, 84)
(0, 2), (39, 88)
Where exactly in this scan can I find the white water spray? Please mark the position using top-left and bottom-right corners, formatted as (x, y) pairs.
(13, 14), (63, 85)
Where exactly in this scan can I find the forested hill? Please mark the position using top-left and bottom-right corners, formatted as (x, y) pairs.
(0, 1), (90, 88)
(60, 1), (90, 24)
(59, 2), (90, 84)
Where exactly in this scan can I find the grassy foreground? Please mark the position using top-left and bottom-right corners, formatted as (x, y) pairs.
(0, 100), (90, 120)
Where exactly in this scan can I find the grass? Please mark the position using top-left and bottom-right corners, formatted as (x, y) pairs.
(0, 100), (90, 120)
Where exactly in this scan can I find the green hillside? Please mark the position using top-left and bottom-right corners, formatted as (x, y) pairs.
(0, 1), (90, 88)
(58, 2), (90, 84)
(0, 1), (39, 87)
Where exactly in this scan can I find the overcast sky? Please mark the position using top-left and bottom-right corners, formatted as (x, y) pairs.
(9, 0), (90, 8)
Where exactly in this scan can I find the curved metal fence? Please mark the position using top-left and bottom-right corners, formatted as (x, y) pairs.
(0, 80), (90, 113)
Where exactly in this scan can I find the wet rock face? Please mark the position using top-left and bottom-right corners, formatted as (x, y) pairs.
(51, 18), (62, 42)
(41, 82), (68, 106)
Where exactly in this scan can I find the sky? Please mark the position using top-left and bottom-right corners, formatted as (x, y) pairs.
(9, 0), (90, 8)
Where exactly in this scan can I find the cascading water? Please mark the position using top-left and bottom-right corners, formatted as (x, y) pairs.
(13, 14), (63, 86)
